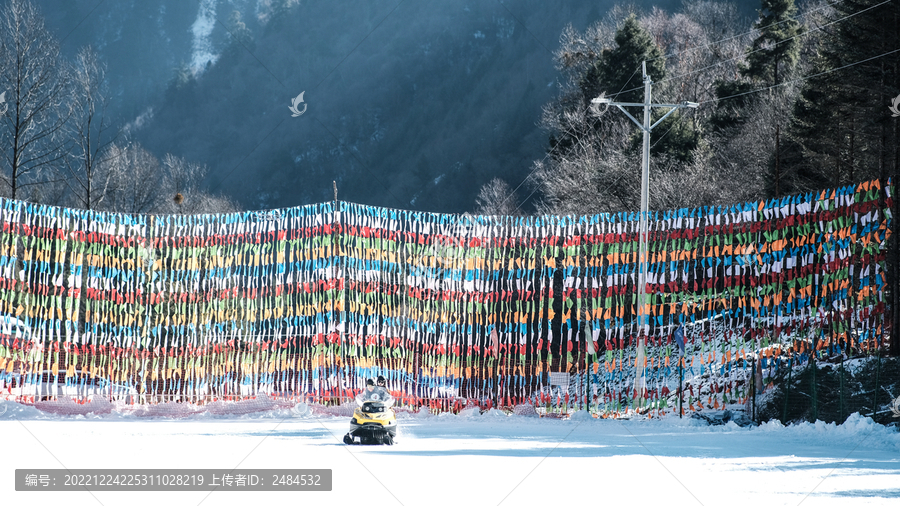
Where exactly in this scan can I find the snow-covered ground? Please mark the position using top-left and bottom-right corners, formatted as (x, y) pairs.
(1, 402), (898, 506)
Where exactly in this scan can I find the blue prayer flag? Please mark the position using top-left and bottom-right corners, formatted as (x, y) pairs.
(674, 325), (685, 357)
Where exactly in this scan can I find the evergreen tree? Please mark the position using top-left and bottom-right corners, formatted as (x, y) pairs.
(741, 0), (804, 197)
(786, 0), (899, 355)
(548, 14), (668, 160)
(648, 111), (700, 163)
(709, 79), (754, 133)
(593, 16), (700, 163)
(789, 0), (899, 188)
(580, 14), (666, 106)
(743, 0), (803, 88)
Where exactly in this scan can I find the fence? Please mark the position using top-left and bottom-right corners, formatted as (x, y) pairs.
(0, 179), (892, 418)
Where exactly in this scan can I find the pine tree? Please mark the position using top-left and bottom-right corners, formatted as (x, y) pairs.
(741, 0), (804, 198)
(580, 14), (666, 106)
(743, 0), (803, 88)
(789, 0), (899, 188)
(648, 111), (700, 163)
(582, 14), (702, 161)
(709, 79), (754, 133)
(548, 14), (668, 161)
(785, 0), (900, 355)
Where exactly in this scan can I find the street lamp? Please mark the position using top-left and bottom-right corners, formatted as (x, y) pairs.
(591, 61), (699, 410)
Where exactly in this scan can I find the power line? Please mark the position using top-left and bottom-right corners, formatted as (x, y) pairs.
(649, 122), (677, 151)
(613, 0), (892, 100)
(568, 0), (837, 77)
(645, 0), (839, 67)
(511, 45), (899, 215)
(504, 0), (813, 211)
(59, 0), (107, 45)
(501, 2), (856, 215)
(702, 46), (900, 106)
(497, 62), (646, 212)
(511, 119), (676, 215)
(496, 121), (581, 211)
(657, 0), (892, 91)
(610, 65), (644, 100)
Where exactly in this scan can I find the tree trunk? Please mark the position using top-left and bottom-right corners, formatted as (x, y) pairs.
(775, 124), (780, 198)
(848, 119), (854, 183)
(774, 57), (779, 199)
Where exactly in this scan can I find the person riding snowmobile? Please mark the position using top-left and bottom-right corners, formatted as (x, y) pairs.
(344, 378), (397, 445)
(357, 378), (388, 402)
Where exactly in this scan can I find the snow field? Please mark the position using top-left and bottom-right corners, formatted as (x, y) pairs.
(1, 401), (898, 506)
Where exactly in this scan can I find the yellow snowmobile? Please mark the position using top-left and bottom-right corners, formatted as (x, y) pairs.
(343, 383), (397, 445)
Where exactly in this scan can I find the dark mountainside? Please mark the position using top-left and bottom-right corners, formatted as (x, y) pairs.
(36, 0), (698, 213)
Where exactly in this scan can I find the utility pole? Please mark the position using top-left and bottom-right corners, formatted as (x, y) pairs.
(592, 61), (698, 409)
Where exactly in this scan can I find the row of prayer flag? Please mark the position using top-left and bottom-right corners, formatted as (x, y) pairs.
(0, 179), (891, 414)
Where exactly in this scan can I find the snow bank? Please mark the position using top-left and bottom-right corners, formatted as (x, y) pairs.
(755, 412), (900, 452)
(568, 410), (592, 421)
(456, 406), (481, 418)
(3, 394), (897, 456)
(0, 400), (50, 420)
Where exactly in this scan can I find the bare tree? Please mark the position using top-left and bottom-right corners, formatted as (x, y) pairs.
(0, 0), (72, 200)
(99, 142), (163, 214)
(65, 46), (120, 210)
(159, 153), (239, 214)
(705, 90), (786, 198)
(533, 141), (638, 216)
(169, 190), (240, 215)
(94, 145), (238, 215)
(553, 4), (638, 84)
(532, 2), (773, 216)
(649, 149), (760, 210)
(533, 94), (635, 216)
(643, 2), (749, 125)
(474, 178), (520, 216)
